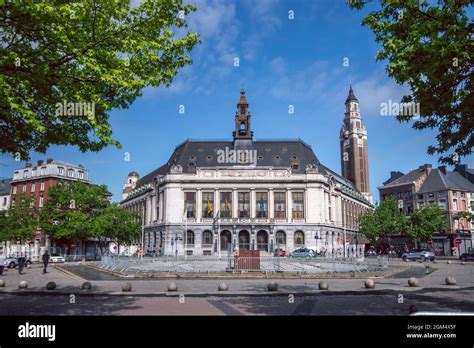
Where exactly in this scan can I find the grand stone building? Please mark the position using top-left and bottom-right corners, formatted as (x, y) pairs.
(120, 88), (372, 257)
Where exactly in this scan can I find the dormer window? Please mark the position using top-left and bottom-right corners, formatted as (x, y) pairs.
(188, 162), (196, 173)
(67, 169), (74, 178)
(78, 171), (84, 179)
(58, 167), (64, 176)
(23, 171), (28, 179)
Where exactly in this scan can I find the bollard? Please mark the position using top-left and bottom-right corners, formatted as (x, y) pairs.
(167, 282), (178, 292)
(267, 282), (278, 291)
(445, 277), (456, 285)
(19, 280), (28, 289)
(364, 279), (375, 289)
(218, 282), (229, 291)
(46, 281), (56, 290)
(318, 281), (329, 290)
(122, 282), (132, 292)
(408, 277), (419, 287)
(0, 279), (5, 287)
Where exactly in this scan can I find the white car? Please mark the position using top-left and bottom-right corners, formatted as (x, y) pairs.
(50, 254), (65, 263)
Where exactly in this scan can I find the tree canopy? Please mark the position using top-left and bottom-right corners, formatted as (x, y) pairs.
(348, 0), (473, 164)
(0, 0), (200, 159)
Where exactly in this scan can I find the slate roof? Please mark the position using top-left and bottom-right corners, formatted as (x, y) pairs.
(132, 139), (369, 204)
(345, 85), (358, 103)
(380, 166), (430, 188)
(0, 178), (12, 195)
(418, 169), (474, 193)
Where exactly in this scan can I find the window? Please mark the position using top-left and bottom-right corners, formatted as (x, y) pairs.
(184, 192), (196, 218)
(31, 184), (35, 193)
(40, 182), (45, 191)
(438, 199), (447, 210)
(40, 167), (46, 176)
(294, 231), (305, 246)
(2, 197), (6, 206)
(428, 193), (434, 198)
(23, 171), (28, 179)
(22, 185), (26, 193)
(274, 192), (286, 219)
(202, 231), (213, 246)
(39, 196), (44, 208)
(78, 171), (84, 179)
(67, 169), (74, 178)
(453, 198), (458, 210)
(58, 167), (64, 176)
(438, 191), (446, 197)
(238, 192), (250, 218)
(185, 231), (194, 245)
(256, 192), (268, 218)
(418, 194), (423, 200)
(419, 202), (424, 208)
(13, 186), (17, 194)
(460, 192), (465, 198)
(220, 192), (232, 218)
(202, 192), (214, 218)
(292, 192), (304, 219)
(276, 231), (286, 245)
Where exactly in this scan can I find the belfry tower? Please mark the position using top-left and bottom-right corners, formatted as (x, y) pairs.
(233, 88), (253, 140)
(340, 85), (372, 203)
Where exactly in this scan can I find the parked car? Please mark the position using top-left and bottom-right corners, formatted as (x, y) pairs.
(401, 250), (435, 262)
(273, 248), (286, 257)
(50, 254), (65, 263)
(4, 256), (32, 268)
(289, 247), (316, 258)
(144, 250), (158, 258)
(460, 248), (474, 262)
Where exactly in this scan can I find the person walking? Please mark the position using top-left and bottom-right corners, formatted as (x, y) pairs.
(18, 253), (25, 275)
(0, 252), (5, 276)
(42, 250), (50, 274)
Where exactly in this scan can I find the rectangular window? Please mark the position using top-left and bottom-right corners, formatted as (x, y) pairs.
(78, 171), (84, 179)
(67, 169), (74, 178)
(238, 192), (250, 218)
(58, 167), (64, 176)
(184, 192), (196, 218)
(418, 194), (423, 200)
(428, 193), (434, 198)
(23, 171), (28, 179)
(31, 183), (35, 193)
(220, 192), (232, 218)
(202, 192), (214, 218)
(274, 192), (286, 219)
(460, 192), (465, 198)
(292, 192), (304, 219)
(40, 167), (46, 176)
(22, 185), (26, 193)
(13, 186), (17, 194)
(453, 199), (458, 210)
(40, 182), (45, 191)
(438, 199), (447, 210)
(39, 196), (44, 208)
(2, 197), (6, 206)
(256, 192), (268, 218)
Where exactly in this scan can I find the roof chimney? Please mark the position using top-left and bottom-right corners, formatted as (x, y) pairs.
(46, 158), (53, 164)
(25, 163), (32, 168)
(37, 160), (44, 166)
(439, 166), (447, 175)
(455, 164), (467, 178)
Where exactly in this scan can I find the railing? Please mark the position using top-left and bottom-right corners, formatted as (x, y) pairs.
(98, 255), (388, 274)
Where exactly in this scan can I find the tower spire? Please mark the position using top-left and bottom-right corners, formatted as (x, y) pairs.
(233, 88), (253, 140)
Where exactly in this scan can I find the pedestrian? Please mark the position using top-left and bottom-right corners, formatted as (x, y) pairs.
(42, 250), (50, 274)
(18, 253), (25, 274)
(0, 251), (5, 276)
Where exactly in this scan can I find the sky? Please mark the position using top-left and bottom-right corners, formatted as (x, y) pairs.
(1, 0), (472, 202)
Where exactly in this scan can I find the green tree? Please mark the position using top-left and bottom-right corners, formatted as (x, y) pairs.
(39, 181), (109, 253)
(0, 193), (38, 244)
(93, 203), (141, 254)
(1, 0), (200, 159)
(348, 0), (473, 164)
(358, 197), (408, 244)
(407, 205), (447, 242)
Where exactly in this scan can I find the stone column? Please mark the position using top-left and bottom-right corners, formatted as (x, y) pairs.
(286, 189), (292, 223)
(196, 189), (202, 221)
(250, 189), (255, 218)
(269, 189), (274, 219)
(232, 189), (238, 219)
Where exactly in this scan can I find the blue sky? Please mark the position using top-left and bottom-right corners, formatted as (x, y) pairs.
(1, 0), (472, 202)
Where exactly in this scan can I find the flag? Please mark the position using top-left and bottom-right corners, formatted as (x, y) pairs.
(225, 198), (230, 214)
(207, 199), (213, 215)
(259, 197), (265, 213)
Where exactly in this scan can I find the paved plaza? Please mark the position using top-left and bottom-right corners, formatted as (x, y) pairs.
(0, 260), (472, 315)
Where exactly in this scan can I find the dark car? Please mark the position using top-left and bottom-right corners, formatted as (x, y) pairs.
(460, 248), (474, 262)
(144, 250), (158, 258)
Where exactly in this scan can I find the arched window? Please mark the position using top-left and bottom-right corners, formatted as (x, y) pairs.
(276, 231), (286, 245)
(240, 121), (246, 130)
(186, 230), (194, 245)
(202, 230), (213, 246)
(294, 231), (305, 246)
